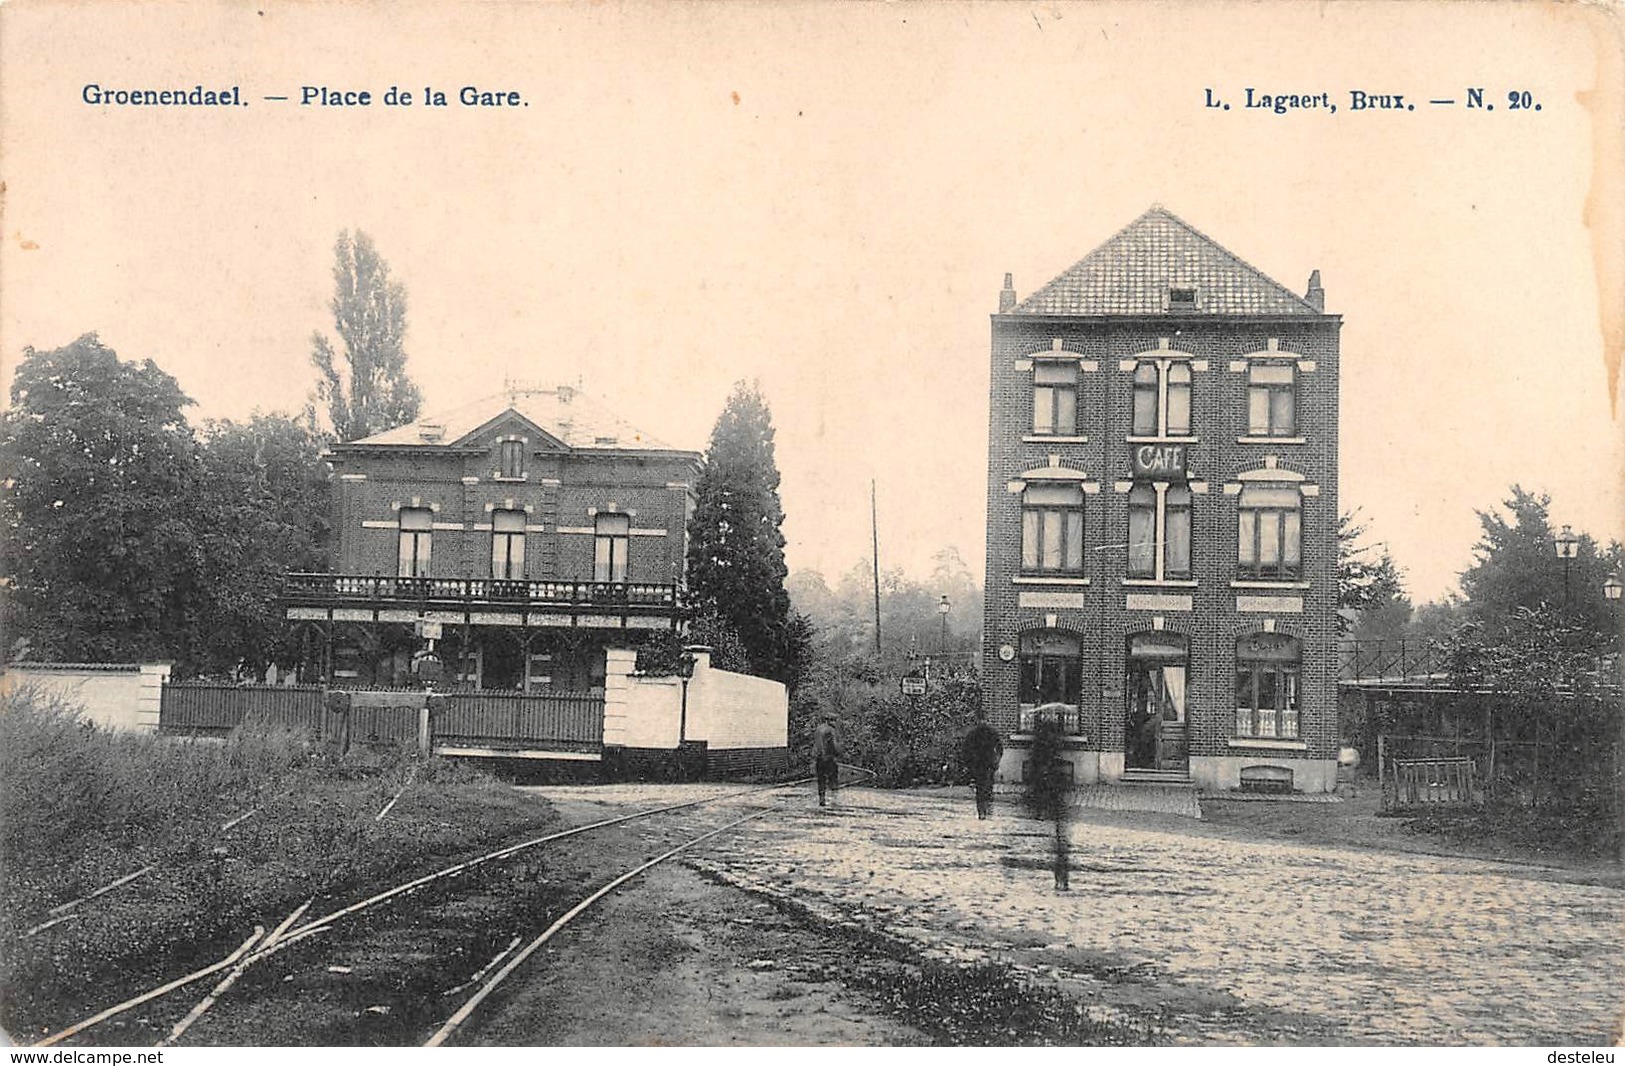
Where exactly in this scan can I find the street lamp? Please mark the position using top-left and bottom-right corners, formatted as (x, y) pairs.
(1556, 524), (1580, 607)
(937, 595), (950, 655)
(1605, 574), (1623, 603)
(676, 647), (697, 745)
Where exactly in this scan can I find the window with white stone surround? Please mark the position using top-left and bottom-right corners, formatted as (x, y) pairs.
(1131, 360), (1192, 438)
(1021, 483), (1085, 574)
(1237, 484), (1302, 580)
(1128, 482), (1192, 580)
(1031, 361), (1078, 436)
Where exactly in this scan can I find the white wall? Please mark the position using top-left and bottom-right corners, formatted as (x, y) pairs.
(685, 653), (788, 749)
(600, 648), (787, 751)
(0, 662), (171, 732)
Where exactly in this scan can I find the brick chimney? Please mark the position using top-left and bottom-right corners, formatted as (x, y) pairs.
(998, 272), (1017, 313)
(1305, 270), (1325, 312)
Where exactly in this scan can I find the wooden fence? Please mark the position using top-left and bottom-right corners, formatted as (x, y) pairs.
(159, 683), (329, 738)
(1390, 757), (1477, 810)
(158, 682), (604, 754)
(435, 690), (604, 752)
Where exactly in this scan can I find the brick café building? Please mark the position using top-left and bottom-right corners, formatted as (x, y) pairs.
(981, 206), (1340, 793)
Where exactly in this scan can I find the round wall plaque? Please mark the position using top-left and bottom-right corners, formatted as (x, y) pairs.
(998, 643), (1016, 662)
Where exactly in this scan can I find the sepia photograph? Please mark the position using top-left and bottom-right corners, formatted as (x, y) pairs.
(1, 0), (1621, 1051)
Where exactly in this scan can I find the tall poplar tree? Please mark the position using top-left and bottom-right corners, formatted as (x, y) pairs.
(686, 381), (809, 687)
(308, 230), (421, 441)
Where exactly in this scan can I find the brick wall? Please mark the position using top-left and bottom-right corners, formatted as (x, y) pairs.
(981, 315), (1341, 790)
(330, 444), (694, 584)
(705, 746), (791, 779)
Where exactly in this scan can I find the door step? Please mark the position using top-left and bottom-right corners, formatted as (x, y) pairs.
(1120, 768), (1193, 786)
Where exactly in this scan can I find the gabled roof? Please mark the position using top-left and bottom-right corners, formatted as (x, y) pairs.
(347, 386), (682, 452)
(1010, 206), (1323, 317)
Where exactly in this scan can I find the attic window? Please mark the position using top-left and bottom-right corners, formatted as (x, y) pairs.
(419, 423), (446, 442)
(1168, 287), (1198, 311)
(498, 439), (525, 478)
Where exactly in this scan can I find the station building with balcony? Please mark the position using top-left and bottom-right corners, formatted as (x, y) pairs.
(981, 206), (1341, 792)
(283, 384), (698, 691)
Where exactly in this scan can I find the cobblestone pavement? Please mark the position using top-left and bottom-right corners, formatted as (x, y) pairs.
(669, 785), (1624, 1045)
(1073, 784), (1202, 819)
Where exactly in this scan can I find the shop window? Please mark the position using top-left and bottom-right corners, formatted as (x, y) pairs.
(1018, 629), (1082, 709)
(1234, 633), (1301, 739)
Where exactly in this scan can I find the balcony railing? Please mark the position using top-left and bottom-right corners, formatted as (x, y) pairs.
(283, 572), (683, 612)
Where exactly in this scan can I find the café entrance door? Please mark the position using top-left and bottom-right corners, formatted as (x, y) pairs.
(1125, 632), (1189, 772)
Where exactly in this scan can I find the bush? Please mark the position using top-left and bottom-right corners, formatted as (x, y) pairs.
(790, 657), (983, 787)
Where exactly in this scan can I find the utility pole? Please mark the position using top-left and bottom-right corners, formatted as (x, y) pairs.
(871, 479), (883, 656)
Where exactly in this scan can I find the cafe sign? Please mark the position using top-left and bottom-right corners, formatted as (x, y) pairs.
(1131, 443), (1188, 480)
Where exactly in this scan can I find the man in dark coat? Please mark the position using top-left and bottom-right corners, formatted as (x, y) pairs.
(960, 717), (1004, 819)
(811, 714), (841, 807)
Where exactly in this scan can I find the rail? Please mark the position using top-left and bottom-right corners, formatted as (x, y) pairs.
(30, 780), (811, 1047)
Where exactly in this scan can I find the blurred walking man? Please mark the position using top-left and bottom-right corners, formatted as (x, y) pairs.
(960, 716), (1003, 819)
(812, 714), (841, 807)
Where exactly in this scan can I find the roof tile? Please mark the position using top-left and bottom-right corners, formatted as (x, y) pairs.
(1011, 206), (1321, 316)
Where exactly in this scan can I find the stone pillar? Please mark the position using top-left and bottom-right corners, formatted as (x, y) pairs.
(681, 647), (712, 744)
(136, 662), (171, 733)
(601, 647), (638, 746)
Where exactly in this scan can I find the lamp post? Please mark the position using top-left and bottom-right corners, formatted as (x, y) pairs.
(938, 594), (950, 656)
(1605, 574), (1623, 604)
(1556, 524), (1580, 608)
(676, 647), (697, 746)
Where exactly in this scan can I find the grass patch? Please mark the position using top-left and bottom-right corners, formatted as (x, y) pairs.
(0, 686), (558, 1038)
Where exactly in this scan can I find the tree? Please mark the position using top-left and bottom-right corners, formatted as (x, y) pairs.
(1459, 486), (1622, 638)
(1338, 509), (1407, 636)
(0, 335), (205, 662)
(1439, 604), (1618, 816)
(308, 230), (421, 441)
(188, 415), (332, 675)
(686, 381), (808, 688)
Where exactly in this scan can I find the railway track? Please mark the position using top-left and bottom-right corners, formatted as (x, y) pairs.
(29, 776), (835, 1047)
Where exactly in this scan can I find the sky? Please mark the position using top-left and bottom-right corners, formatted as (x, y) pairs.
(2, 1), (1621, 606)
